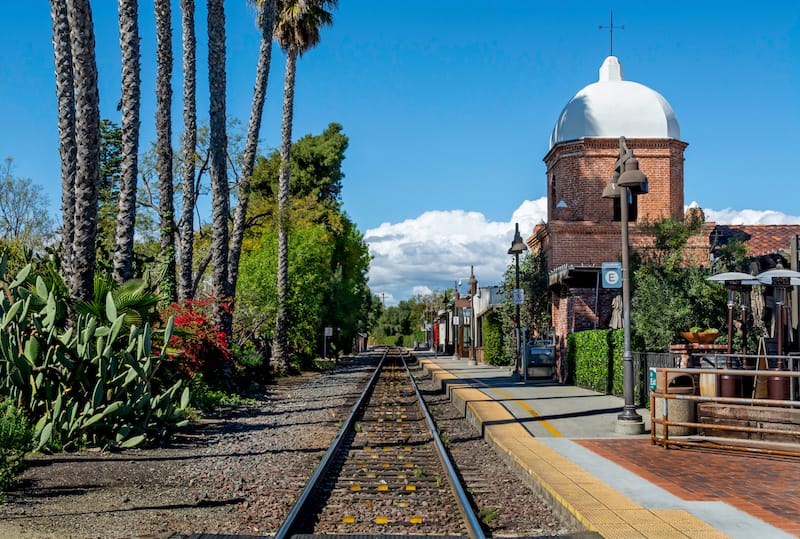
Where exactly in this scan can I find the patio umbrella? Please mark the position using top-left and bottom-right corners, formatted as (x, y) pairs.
(751, 285), (766, 334)
(609, 294), (623, 329)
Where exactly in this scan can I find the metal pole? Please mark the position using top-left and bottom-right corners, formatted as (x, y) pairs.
(515, 251), (523, 380)
(618, 185), (641, 423)
(726, 290), (735, 360)
(454, 281), (459, 359)
(471, 311), (476, 364)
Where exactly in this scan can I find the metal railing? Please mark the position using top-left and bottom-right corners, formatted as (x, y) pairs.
(650, 360), (800, 457)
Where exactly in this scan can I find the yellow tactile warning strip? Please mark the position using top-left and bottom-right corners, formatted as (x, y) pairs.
(419, 359), (730, 539)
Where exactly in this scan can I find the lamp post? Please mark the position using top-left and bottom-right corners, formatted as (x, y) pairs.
(508, 222), (528, 380)
(603, 137), (647, 434)
(468, 266), (478, 366)
(453, 280), (460, 359)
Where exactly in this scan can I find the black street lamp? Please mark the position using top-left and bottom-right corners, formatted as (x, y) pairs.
(468, 266), (477, 366)
(603, 137), (647, 434)
(508, 222), (528, 380)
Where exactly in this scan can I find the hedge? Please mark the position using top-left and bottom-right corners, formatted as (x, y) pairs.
(566, 329), (624, 395)
(482, 311), (509, 366)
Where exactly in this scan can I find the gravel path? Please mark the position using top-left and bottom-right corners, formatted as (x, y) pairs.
(0, 354), (579, 538)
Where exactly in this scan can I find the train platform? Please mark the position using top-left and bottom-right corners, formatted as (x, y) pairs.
(413, 352), (799, 539)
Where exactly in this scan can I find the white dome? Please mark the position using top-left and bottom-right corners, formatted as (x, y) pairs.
(549, 56), (680, 148)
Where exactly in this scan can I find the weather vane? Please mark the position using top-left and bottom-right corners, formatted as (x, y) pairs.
(598, 10), (624, 56)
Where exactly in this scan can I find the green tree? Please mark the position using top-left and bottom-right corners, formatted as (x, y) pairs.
(271, 0), (337, 373)
(237, 224), (333, 368)
(631, 216), (729, 351)
(96, 120), (122, 268)
(632, 265), (726, 351)
(252, 122), (347, 205)
(0, 159), (55, 253)
(496, 249), (553, 363)
(238, 124), (371, 365)
(318, 216), (372, 355)
(519, 249), (551, 337)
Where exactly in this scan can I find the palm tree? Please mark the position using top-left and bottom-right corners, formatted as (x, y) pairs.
(65, 0), (101, 302)
(228, 0), (277, 297)
(271, 0), (337, 372)
(49, 0), (76, 286)
(178, 0), (197, 301)
(112, 0), (141, 284)
(207, 0), (231, 334)
(155, 0), (177, 303)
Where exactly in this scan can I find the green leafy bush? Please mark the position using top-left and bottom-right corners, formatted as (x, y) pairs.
(567, 329), (625, 394)
(482, 312), (509, 366)
(187, 375), (253, 412)
(0, 398), (34, 493)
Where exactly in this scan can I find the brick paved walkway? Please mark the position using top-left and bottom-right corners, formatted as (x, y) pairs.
(578, 438), (800, 537)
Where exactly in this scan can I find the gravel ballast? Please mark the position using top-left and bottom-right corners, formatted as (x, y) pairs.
(0, 354), (577, 538)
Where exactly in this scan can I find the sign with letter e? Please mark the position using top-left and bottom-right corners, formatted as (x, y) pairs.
(601, 262), (622, 289)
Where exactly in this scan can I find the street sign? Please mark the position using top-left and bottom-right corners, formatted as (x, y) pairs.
(513, 288), (524, 305)
(453, 316), (460, 326)
(601, 262), (622, 289)
(324, 326), (333, 336)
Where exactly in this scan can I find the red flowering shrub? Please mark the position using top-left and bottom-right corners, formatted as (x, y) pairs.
(160, 298), (232, 380)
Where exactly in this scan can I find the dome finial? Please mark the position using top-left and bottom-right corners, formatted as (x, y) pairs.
(599, 56), (623, 82)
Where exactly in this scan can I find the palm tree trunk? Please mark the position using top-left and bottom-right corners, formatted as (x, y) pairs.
(66, 0), (100, 302)
(207, 0), (231, 334)
(273, 47), (298, 373)
(155, 0), (177, 302)
(228, 0), (275, 296)
(112, 0), (141, 284)
(50, 0), (76, 284)
(178, 0), (197, 302)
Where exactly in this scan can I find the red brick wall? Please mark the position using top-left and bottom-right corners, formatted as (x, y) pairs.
(552, 287), (619, 336)
(543, 138), (688, 224)
(531, 136), (699, 370)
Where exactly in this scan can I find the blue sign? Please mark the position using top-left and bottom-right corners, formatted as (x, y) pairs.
(601, 262), (622, 289)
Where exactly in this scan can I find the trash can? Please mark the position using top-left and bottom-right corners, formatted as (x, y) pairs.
(652, 369), (696, 436)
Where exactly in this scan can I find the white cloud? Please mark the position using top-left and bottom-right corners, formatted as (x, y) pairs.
(693, 203), (800, 225)
(365, 198), (548, 305)
(368, 199), (800, 305)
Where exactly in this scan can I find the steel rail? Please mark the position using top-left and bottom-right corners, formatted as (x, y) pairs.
(401, 350), (486, 539)
(274, 348), (388, 539)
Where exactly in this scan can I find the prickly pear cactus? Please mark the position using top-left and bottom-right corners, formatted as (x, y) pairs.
(0, 252), (190, 450)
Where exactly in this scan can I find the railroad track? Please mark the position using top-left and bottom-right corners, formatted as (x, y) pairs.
(275, 347), (485, 538)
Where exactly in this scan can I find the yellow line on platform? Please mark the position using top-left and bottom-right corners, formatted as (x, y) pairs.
(489, 387), (563, 438)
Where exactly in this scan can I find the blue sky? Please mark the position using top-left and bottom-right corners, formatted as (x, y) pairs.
(1, 1), (799, 305)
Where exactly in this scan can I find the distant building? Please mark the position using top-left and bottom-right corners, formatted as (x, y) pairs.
(527, 56), (800, 361)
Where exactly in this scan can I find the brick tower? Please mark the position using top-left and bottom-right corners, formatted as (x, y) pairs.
(528, 56), (690, 364)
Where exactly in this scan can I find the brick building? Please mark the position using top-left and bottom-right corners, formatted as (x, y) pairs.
(526, 56), (800, 360)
